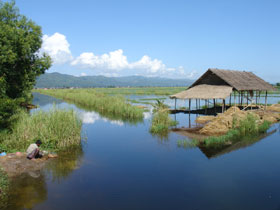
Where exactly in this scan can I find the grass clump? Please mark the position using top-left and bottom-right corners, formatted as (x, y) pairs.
(0, 107), (82, 153)
(150, 100), (177, 136)
(34, 89), (144, 123)
(203, 114), (271, 146)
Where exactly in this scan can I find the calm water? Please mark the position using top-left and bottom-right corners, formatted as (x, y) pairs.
(4, 93), (280, 210)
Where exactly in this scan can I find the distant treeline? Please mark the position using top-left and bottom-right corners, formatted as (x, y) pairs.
(35, 72), (193, 88)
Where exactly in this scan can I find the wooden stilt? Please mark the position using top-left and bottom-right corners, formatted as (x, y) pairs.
(265, 91), (268, 110)
(247, 91), (249, 105)
(189, 99), (191, 114)
(241, 91), (243, 106)
(175, 98), (177, 110)
(229, 93), (232, 106)
(205, 99), (207, 114)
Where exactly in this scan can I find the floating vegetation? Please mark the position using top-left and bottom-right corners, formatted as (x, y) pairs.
(34, 89), (144, 124)
(92, 87), (187, 95)
(150, 100), (177, 136)
(0, 107), (82, 153)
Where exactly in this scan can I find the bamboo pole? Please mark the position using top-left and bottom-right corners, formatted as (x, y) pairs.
(265, 91), (268, 110)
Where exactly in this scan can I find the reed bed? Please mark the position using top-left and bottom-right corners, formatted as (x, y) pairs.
(150, 107), (177, 136)
(35, 89), (144, 123)
(0, 107), (82, 153)
(92, 87), (187, 95)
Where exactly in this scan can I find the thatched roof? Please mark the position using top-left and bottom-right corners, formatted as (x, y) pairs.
(170, 84), (232, 100)
(190, 68), (276, 91)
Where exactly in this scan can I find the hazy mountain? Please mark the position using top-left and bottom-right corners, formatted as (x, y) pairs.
(35, 72), (193, 88)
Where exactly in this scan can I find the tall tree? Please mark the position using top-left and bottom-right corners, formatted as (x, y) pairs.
(0, 1), (51, 128)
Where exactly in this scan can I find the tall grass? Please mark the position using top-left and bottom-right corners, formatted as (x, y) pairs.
(150, 105), (177, 136)
(0, 107), (82, 153)
(203, 114), (271, 146)
(92, 87), (187, 95)
(34, 89), (144, 123)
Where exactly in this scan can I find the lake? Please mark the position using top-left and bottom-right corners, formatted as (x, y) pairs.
(4, 93), (280, 210)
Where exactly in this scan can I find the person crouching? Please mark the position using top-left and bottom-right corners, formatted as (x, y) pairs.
(27, 139), (43, 160)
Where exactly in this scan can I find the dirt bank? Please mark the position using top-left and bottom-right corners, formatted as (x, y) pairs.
(0, 153), (56, 177)
(199, 106), (280, 136)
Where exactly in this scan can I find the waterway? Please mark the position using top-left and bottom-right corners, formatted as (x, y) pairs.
(4, 93), (280, 210)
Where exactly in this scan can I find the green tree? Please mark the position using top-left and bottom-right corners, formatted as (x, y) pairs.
(0, 1), (51, 128)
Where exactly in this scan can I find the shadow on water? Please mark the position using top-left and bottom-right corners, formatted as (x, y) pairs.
(199, 128), (278, 159)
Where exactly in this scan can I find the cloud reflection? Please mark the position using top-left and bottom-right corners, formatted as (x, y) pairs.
(80, 111), (124, 126)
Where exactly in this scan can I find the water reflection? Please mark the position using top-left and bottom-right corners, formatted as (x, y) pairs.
(199, 128), (278, 159)
(45, 146), (84, 182)
(6, 173), (47, 210)
(80, 111), (124, 126)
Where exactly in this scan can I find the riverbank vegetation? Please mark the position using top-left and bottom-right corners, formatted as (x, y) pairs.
(34, 89), (144, 123)
(0, 107), (82, 153)
(0, 1), (51, 130)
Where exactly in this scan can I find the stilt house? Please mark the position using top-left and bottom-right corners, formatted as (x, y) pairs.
(170, 68), (276, 112)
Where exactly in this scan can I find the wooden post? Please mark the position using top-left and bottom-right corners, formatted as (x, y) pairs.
(214, 99), (216, 113)
(265, 91), (268, 110)
(205, 99), (207, 114)
(247, 91), (249, 105)
(175, 98), (177, 110)
(256, 91), (258, 105)
(234, 91), (236, 112)
(241, 91), (243, 106)
(189, 99), (191, 114)
(229, 94), (232, 106)
(223, 99), (226, 112)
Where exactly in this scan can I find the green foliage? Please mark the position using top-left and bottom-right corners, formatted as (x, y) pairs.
(0, 1), (51, 128)
(150, 107), (177, 136)
(203, 114), (271, 146)
(0, 107), (82, 153)
(34, 89), (144, 123)
(152, 99), (169, 113)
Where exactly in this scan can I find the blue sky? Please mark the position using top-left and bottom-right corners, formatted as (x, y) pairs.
(12, 0), (280, 82)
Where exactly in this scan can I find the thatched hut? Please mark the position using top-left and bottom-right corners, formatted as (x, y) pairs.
(170, 68), (276, 113)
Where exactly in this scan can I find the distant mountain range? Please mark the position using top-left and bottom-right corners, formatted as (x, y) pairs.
(35, 72), (193, 88)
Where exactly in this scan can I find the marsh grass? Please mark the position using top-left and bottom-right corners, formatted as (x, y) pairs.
(150, 107), (177, 136)
(203, 114), (271, 146)
(0, 107), (82, 153)
(35, 89), (144, 123)
(93, 87), (187, 95)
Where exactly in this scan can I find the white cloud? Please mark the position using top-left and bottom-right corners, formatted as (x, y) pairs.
(71, 50), (128, 71)
(80, 72), (87, 76)
(43, 32), (196, 79)
(41, 33), (73, 64)
(71, 49), (194, 78)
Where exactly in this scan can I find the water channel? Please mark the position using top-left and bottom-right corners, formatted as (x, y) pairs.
(4, 93), (280, 210)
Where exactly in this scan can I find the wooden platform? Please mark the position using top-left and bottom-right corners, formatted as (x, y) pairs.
(169, 105), (260, 115)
